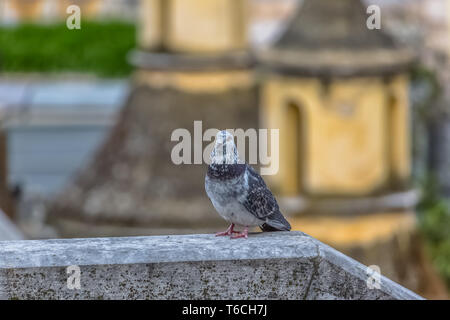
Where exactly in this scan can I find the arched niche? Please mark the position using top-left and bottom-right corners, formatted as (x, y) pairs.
(283, 99), (305, 196)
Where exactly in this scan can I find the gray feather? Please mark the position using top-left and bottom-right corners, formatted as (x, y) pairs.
(240, 165), (291, 231)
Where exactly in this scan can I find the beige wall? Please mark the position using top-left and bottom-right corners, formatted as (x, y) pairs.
(59, 0), (101, 18)
(387, 75), (411, 184)
(139, 0), (162, 49)
(139, 0), (248, 52)
(2, 0), (129, 22)
(6, 0), (45, 20)
(261, 74), (411, 197)
(135, 69), (254, 93)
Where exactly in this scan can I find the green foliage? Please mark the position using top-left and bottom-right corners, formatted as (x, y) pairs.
(417, 176), (450, 287)
(410, 65), (442, 119)
(0, 21), (136, 77)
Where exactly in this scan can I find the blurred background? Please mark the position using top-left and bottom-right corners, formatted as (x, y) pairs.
(0, 0), (449, 299)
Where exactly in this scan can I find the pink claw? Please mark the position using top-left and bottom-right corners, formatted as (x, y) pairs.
(230, 226), (248, 239)
(215, 223), (238, 236)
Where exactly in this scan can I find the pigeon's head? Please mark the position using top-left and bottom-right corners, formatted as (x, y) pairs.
(210, 130), (239, 165)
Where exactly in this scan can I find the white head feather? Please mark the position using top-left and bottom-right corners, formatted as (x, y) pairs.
(210, 130), (239, 164)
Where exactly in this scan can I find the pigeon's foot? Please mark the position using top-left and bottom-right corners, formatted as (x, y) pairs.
(215, 223), (238, 237)
(231, 226), (248, 239)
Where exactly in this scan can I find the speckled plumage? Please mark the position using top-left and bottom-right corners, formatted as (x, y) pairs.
(205, 131), (291, 233)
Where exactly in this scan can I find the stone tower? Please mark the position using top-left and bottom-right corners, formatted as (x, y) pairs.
(49, 0), (258, 236)
(257, 0), (445, 297)
(259, 0), (415, 201)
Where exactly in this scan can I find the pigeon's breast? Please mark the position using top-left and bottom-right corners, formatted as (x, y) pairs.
(205, 167), (264, 226)
(205, 174), (245, 205)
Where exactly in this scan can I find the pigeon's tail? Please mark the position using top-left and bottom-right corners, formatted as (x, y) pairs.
(260, 211), (291, 232)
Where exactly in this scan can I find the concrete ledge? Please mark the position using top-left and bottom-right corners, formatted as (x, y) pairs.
(0, 232), (423, 299)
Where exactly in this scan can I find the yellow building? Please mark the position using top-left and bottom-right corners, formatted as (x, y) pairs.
(259, 0), (416, 209)
(139, 0), (247, 53)
(257, 0), (418, 281)
(255, 0), (447, 297)
(134, 0), (252, 93)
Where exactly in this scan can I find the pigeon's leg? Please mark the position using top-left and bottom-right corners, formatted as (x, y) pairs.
(231, 226), (249, 239)
(215, 223), (238, 236)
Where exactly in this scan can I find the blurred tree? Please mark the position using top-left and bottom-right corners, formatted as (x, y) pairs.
(0, 21), (135, 77)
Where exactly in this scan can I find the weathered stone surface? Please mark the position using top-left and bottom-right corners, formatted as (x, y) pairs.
(0, 232), (423, 300)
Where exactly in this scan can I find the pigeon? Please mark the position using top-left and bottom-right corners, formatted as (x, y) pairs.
(205, 130), (291, 239)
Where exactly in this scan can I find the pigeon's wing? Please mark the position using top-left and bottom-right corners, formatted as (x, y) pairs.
(238, 165), (290, 231)
(240, 164), (280, 220)
(241, 164), (291, 231)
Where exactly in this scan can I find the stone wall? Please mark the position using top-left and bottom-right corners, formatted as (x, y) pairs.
(0, 231), (422, 299)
